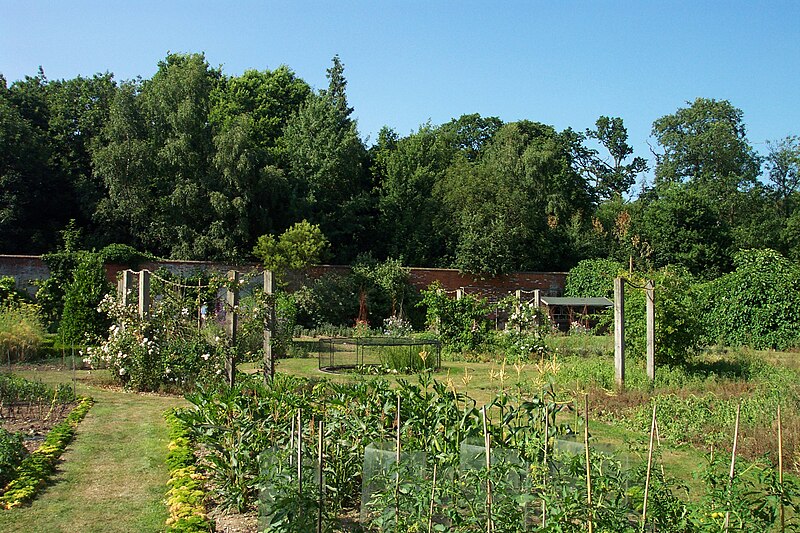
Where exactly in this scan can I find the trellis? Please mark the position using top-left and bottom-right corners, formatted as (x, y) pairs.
(115, 268), (277, 386)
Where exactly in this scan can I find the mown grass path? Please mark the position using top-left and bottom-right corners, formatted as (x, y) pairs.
(0, 368), (182, 532)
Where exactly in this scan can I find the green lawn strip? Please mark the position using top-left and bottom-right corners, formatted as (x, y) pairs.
(0, 396), (94, 508)
(164, 409), (214, 532)
(0, 368), (182, 533)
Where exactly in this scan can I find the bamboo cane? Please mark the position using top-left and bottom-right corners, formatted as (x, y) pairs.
(290, 414), (295, 467)
(584, 394), (593, 533)
(428, 463), (437, 533)
(723, 403), (741, 532)
(297, 409), (303, 499)
(654, 417), (666, 479)
(778, 405), (784, 533)
(482, 405), (493, 533)
(317, 419), (324, 533)
(642, 403), (657, 532)
(396, 393), (401, 531)
(542, 404), (549, 527)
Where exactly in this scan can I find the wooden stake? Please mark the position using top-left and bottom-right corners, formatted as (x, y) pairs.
(778, 405), (784, 533)
(482, 405), (493, 533)
(642, 403), (657, 532)
(584, 394), (593, 533)
(723, 403), (741, 532)
(654, 417), (666, 479)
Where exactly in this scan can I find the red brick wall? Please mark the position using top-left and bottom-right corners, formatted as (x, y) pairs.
(0, 255), (566, 301)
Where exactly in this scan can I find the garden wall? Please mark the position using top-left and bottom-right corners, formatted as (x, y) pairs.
(0, 255), (566, 301)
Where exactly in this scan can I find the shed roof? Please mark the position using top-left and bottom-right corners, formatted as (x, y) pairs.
(539, 296), (613, 307)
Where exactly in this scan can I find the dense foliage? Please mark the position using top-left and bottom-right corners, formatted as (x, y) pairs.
(5, 57), (797, 279)
(697, 248), (800, 349)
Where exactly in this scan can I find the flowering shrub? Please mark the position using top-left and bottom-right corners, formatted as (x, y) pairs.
(499, 330), (549, 363)
(83, 294), (225, 392)
(382, 315), (412, 337)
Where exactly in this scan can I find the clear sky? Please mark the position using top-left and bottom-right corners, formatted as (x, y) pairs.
(2, 1), (798, 180)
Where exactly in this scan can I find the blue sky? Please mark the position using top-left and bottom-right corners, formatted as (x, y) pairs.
(2, 1), (798, 181)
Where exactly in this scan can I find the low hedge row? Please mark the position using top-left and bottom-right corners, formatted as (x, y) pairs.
(164, 409), (214, 532)
(0, 396), (94, 509)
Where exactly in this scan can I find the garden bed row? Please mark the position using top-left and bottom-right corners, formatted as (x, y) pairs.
(0, 396), (93, 509)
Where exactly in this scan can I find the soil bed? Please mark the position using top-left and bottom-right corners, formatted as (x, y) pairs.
(0, 401), (77, 453)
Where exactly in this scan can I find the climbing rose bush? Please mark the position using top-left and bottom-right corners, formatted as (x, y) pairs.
(83, 294), (225, 391)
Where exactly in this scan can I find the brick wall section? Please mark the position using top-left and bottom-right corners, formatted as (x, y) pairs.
(0, 255), (566, 301)
(0, 255), (50, 295)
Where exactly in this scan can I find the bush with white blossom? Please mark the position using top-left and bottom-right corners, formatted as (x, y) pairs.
(83, 294), (225, 391)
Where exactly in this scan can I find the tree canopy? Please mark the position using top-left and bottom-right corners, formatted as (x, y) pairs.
(1, 56), (797, 279)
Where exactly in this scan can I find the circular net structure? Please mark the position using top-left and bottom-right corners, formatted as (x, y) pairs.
(318, 337), (441, 373)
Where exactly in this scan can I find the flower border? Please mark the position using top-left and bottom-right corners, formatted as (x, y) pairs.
(164, 409), (214, 532)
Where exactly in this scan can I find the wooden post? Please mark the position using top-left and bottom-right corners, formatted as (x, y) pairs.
(646, 280), (655, 383)
(119, 270), (134, 307)
(138, 270), (150, 318)
(225, 270), (239, 388)
(614, 277), (625, 391)
(263, 271), (275, 383)
(533, 289), (541, 308)
(456, 288), (463, 300)
(515, 290), (522, 332)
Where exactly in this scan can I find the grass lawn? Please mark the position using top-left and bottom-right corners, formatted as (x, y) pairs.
(0, 366), (183, 533)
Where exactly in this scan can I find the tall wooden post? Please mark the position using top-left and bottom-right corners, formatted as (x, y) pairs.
(646, 280), (655, 383)
(225, 270), (239, 388)
(263, 271), (275, 383)
(456, 288), (463, 300)
(533, 289), (541, 308)
(138, 270), (150, 318)
(118, 270), (134, 307)
(614, 277), (625, 391)
(515, 290), (522, 332)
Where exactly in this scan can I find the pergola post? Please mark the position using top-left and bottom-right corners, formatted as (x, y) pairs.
(225, 270), (239, 388)
(614, 277), (625, 391)
(646, 280), (655, 382)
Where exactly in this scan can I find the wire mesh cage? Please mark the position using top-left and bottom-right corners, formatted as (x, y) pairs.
(318, 337), (441, 373)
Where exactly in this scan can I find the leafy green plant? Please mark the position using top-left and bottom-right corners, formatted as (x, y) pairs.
(698, 248), (800, 349)
(58, 252), (110, 345)
(0, 428), (26, 488)
(419, 282), (491, 353)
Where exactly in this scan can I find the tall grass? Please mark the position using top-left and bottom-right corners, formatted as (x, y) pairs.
(0, 303), (46, 363)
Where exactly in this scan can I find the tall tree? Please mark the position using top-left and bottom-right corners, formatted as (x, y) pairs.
(765, 136), (800, 216)
(0, 76), (54, 252)
(281, 56), (369, 262)
(651, 98), (761, 222)
(578, 116), (647, 200)
(435, 121), (593, 275)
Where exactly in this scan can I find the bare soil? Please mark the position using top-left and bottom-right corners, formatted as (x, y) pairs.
(0, 401), (77, 453)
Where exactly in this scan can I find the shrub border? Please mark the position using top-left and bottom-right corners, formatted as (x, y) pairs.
(0, 396), (94, 509)
(164, 409), (214, 532)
